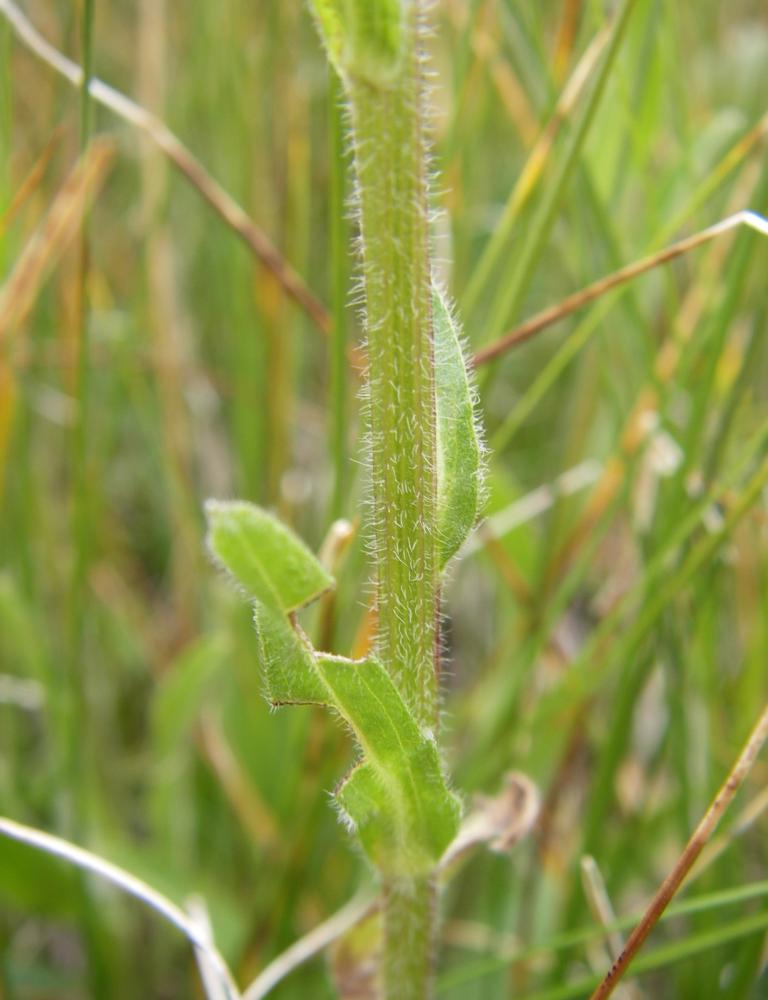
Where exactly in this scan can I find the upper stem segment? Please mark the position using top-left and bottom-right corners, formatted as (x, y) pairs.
(348, 3), (438, 731)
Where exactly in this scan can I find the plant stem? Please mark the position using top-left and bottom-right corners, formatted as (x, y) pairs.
(345, 2), (439, 994)
(383, 876), (436, 1000)
(329, 67), (348, 521)
(348, 5), (438, 730)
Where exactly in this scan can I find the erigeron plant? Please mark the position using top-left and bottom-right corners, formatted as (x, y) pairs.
(205, 1), (484, 997)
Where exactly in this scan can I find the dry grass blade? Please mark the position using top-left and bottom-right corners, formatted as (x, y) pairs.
(0, 0), (331, 334)
(242, 893), (376, 1000)
(588, 700), (768, 1000)
(0, 126), (64, 236)
(462, 460), (601, 556)
(0, 365), (16, 502)
(187, 896), (236, 1000)
(197, 713), (280, 850)
(0, 138), (113, 501)
(473, 210), (768, 367)
(0, 816), (241, 1000)
(468, 4), (538, 148)
(0, 137), (114, 341)
(552, 0), (584, 83)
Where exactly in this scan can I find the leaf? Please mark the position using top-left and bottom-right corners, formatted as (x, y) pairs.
(308, 0), (403, 85)
(205, 501), (461, 875)
(206, 501), (330, 705)
(307, 0), (345, 77)
(205, 500), (333, 612)
(433, 287), (485, 567)
(319, 653), (462, 875)
(253, 601), (328, 705)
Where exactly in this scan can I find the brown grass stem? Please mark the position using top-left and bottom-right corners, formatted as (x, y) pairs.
(473, 210), (768, 367)
(588, 699), (768, 1000)
(0, 0), (330, 334)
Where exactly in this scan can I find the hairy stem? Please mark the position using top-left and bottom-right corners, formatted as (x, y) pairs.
(345, 2), (439, 995)
(348, 5), (437, 730)
(383, 876), (436, 1000)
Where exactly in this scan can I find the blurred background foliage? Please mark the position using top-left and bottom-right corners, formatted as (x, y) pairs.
(1, 0), (768, 997)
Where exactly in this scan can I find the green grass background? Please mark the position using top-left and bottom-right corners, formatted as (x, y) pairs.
(1, 0), (768, 996)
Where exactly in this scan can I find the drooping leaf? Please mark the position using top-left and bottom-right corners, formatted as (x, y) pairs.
(433, 287), (485, 568)
(204, 501), (461, 874)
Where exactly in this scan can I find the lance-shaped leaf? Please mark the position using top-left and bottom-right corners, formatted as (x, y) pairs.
(434, 287), (485, 568)
(205, 500), (461, 875)
(308, 0), (403, 85)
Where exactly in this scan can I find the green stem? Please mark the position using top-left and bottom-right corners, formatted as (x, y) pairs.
(343, 3), (439, 994)
(329, 67), (348, 521)
(348, 8), (438, 730)
(383, 876), (437, 1000)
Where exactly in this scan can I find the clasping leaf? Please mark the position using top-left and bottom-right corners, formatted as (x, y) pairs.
(434, 287), (485, 568)
(205, 500), (461, 875)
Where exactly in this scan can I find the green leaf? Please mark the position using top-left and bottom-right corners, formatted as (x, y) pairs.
(434, 287), (485, 568)
(204, 500), (461, 874)
(205, 500), (329, 705)
(318, 653), (462, 875)
(252, 601), (328, 705)
(205, 500), (333, 612)
(308, 0), (403, 85)
(152, 635), (228, 756)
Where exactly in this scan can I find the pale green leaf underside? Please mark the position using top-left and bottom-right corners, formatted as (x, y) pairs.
(434, 287), (484, 567)
(205, 501), (460, 875)
(309, 0), (403, 85)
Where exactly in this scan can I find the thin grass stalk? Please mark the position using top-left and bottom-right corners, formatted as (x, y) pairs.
(70, 3), (114, 993)
(0, 0), (330, 334)
(476, 0), (638, 363)
(473, 210), (768, 367)
(589, 701), (768, 1000)
(137, 0), (201, 625)
(461, 23), (609, 319)
(68, 0), (94, 813)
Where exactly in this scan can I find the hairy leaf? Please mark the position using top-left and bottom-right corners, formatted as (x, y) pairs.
(434, 287), (485, 567)
(205, 500), (332, 611)
(318, 653), (462, 875)
(205, 500), (329, 704)
(205, 501), (461, 874)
